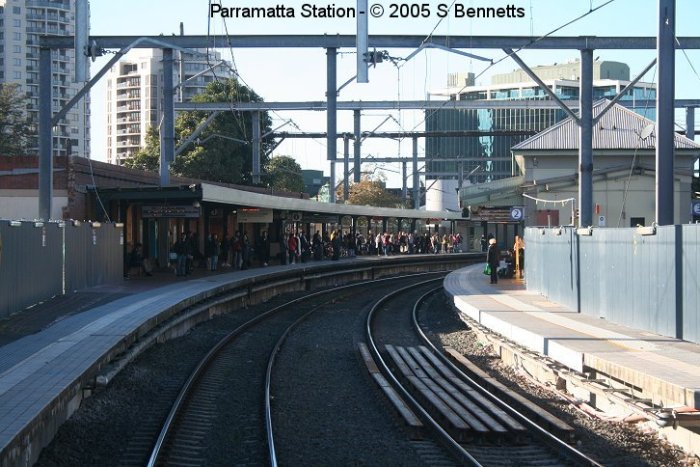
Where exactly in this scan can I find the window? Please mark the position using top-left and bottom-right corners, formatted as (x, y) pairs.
(14, 45), (21, 53)
(14, 58), (21, 66)
(14, 71), (21, 79)
(13, 19), (21, 27)
(13, 6), (21, 14)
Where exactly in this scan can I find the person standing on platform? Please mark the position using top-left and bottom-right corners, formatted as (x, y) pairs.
(174, 233), (189, 277)
(287, 232), (298, 264)
(210, 234), (221, 271)
(221, 234), (230, 267)
(258, 231), (271, 266)
(241, 233), (251, 270)
(487, 237), (500, 284)
(513, 235), (525, 279)
(312, 231), (323, 260)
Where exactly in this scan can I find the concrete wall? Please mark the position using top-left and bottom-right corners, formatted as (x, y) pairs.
(525, 224), (699, 343)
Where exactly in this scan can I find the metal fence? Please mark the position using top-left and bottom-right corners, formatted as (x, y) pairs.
(0, 220), (124, 319)
(525, 224), (699, 344)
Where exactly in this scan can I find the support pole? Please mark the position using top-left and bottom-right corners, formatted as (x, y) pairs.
(160, 48), (174, 186)
(327, 47), (337, 203)
(402, 161), (408, 199)
(579, 49), (594, 228)
(343, 135), (350, 202)
(356, 0), (368, 83)
(686, 106), (695, 140)
(657, 0), (676, 226)
(252, 110), (261, 184)
(39, 46), (53, 220)
(330, 161), (336, 203)
(412, 137), (420, 209)
(158, 49), (175, 268)
(353, 109), (361, 182)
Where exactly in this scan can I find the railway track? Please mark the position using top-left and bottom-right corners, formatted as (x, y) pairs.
(146, 273), (449, 466)
(365, 283), (604, 466)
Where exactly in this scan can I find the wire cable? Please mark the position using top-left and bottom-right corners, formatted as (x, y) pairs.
(407, 0), (619, 133)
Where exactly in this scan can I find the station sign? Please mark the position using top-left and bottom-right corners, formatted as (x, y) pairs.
(302, 214), (341, 224)
(692, 200), (700, 218)
(238, 208), (273, 223)
(142, 205), (200, 218)
(509, 206), (524, 222)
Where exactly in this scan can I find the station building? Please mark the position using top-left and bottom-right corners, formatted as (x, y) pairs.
(458, 100), (700, 245)
(426, 60), (659, 248)
(0, 155), (466, 269)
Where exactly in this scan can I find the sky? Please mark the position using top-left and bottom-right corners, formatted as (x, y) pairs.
(86, 0), (700, 188)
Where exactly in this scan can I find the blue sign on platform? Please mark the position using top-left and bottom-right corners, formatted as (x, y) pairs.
(692, 200), (700, 218)
(510, 206), (524, 221)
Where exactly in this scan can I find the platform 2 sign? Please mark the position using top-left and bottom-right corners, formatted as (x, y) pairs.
(692, 200), (700, 219)
(142, 205), (201, 218)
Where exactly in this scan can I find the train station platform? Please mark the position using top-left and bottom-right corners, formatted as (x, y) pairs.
(0, 252), (475, 466)
(444, 264), (700, 419)
(0, 259), (349, 466)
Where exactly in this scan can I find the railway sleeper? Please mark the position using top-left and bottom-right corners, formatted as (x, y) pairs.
(407, 346), (523, 434)
(386, 344), (508, 443)
(444, 347), (576, 442)
(357, 342), (424, 440)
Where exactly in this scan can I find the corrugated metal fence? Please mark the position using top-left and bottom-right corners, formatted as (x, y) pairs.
(525, 224), (700, 344)
(0, 220), (123, 319)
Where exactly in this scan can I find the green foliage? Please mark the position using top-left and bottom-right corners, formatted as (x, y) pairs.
(0, 84), (33, 156)
(264, 155), (305, 192)
(172, 79), (272, 184)
(123, 78), (272, 185)
(123, 126), (160, 171)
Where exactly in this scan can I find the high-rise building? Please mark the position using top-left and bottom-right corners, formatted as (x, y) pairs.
(424, 60), (656, 211)
(105, 49), (233, 165)
(0, 0), (90, 157)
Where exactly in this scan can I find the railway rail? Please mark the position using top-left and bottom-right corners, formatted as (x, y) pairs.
(364, 284), (603, 466)
(145, 273), (449, 466)
(33, 253), (689, 466)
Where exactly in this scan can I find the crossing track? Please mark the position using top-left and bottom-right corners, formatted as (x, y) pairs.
(365, 284), (604, 466)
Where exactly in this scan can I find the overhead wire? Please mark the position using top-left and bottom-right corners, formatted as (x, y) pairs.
(406, 0), (619, 133)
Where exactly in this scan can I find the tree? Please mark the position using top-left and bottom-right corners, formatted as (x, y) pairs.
(0, 84), (33, 156)
(123, 78), (273, 185)
(172, 78), (273, 184)
(123, 126), (160, 171)
(339, 174), (408, 208)
(264, 155), (305, 192)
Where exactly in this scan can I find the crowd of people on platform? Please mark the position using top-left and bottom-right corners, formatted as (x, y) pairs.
(152, 229), (467, 277)
(126, 228), (469, 279)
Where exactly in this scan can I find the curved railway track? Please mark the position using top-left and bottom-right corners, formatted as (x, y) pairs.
(365, 283), (603, 466)
(146, 273), (448, 466)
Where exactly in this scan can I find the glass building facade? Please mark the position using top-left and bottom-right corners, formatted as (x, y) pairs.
(426, 66), (656, 184)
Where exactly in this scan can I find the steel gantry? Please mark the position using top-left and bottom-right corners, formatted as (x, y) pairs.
(39, 22), (698, 224)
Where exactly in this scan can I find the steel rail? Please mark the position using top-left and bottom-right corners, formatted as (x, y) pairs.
(365, 277), (483, 466)
(411, 287), (604, 466)
(146, 271), (447, 467)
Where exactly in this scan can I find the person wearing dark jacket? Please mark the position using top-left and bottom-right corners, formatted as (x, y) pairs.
(486, 237), (500, 284)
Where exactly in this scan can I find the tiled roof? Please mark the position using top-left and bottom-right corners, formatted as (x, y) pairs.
(512, 100), (700, 151)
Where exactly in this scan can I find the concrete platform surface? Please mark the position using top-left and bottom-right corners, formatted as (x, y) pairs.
(444, 264), (700, 411)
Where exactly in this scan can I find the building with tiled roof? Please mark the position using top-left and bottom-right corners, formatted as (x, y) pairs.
(460, 100), (700, 231)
